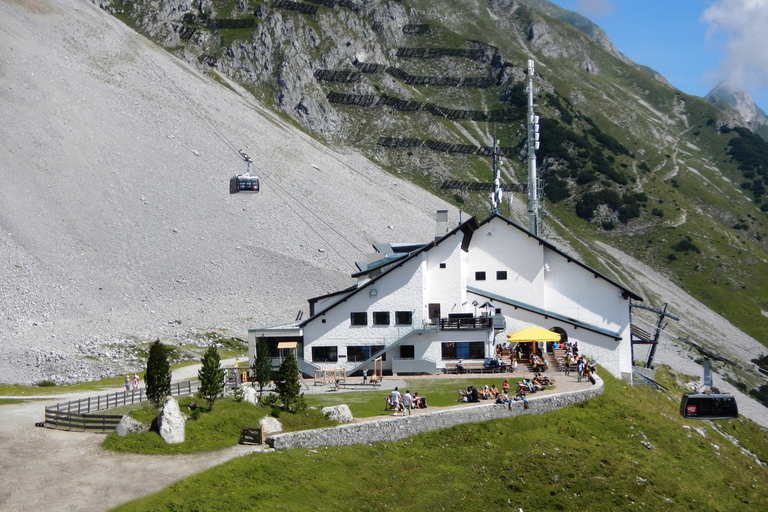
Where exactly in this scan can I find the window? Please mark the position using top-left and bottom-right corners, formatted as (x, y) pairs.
(312, 346), (337, 362)
(441, 342), (485, 359)
(395, 311), (413, 325)
(373, 311), (390, 325)
(439, 262), (446, 269)
(350, 312), (367, 326)
(400, 345), (415, 359)
(475, 271), (486, 281)
(347, 345), (386, 362)
(496, 270), (507, 280)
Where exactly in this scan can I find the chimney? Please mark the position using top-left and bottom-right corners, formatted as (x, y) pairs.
(435, 210), (449, 240)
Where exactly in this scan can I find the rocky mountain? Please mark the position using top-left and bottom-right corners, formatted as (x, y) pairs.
(3, 0), (768, 425)
(707, 81), (768, 137)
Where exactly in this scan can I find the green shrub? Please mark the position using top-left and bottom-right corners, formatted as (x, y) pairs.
(36, 380), (56, 387)
(671, 237), (701, 254)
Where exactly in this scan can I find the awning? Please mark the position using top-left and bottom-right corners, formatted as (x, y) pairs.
(506, 326), (561, 343)
(277, 342), (298, 349)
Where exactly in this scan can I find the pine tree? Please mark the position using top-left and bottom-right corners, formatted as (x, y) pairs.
(275, 351), (302, 412)
(145, 339), (171, 407)
(254, 335), (273, 399)
(197, 345), (223, 411)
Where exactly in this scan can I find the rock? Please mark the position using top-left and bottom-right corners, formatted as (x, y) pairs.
(115, 415), (149, 437)
(259, 416), (283, 435)
(157, 396), (186, 444)
(321, 404), (353, 423)
(243, 386), (259, 405)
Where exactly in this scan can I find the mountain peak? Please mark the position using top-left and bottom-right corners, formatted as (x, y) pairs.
(707, 81), (768, 129)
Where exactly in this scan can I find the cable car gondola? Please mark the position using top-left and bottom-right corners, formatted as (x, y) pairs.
(229, 150), (260, 194)
(230, 174), (259, 193)
(680, 392), (738, 420)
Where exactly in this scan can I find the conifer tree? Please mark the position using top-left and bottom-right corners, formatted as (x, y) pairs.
(145, 339), (171, 407)
(254, 335), (273, 399)
(275, 350), (302, 412)
(197, 345), (223, 411)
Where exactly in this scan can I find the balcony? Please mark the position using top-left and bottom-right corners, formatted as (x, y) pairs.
(436, 316), (493, 330)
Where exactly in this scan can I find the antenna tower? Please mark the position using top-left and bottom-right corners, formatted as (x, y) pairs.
(489, 136), (503, 214)
(526, 59), (541, 236)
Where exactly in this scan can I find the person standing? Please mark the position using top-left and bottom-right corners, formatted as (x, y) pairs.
(402, 390), (413, 415)
(125, 375), (131, 392)
(132, 374), (139, 390)
(564, 353), (571, 376)
(363, 368), (368, 385)
(390, 387), (402, 415)
(577, 360), (585, 382)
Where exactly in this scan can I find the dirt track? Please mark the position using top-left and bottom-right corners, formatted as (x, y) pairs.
(0, 359), (267, 512)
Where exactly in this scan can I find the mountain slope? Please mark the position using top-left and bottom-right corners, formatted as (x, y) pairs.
(104, 1), (768, 358)
(0, 0), (451, 383)
(2, 0), (767, 427)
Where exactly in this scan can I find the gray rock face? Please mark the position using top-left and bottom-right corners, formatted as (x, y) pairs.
(243, 386), (259, 405)
(116, 415), (150, 437)
(321, 404), (354, 423)
(157, 396), (186, 444)
(259, 416), (283, 435)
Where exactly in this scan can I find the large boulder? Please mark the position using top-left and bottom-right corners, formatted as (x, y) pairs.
(243, 386), (259, 405)
(116, 415), (149, 437)
(259, 416), (283, 435)
(321, 404), (353, 423)
(157, 396), (186, 444)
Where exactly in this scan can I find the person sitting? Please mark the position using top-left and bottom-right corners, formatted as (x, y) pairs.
(385, 396), (394, 410)
(457, 359), (465, 374)
(496, 390), (511, 405)
(502, 379), (510, 394)
(490, 384), (498, 397)
(413, 392), (427, 408)
(464, 385), (479, 403)
(514, 389), (529, 409)
(527, 378), (542, 392)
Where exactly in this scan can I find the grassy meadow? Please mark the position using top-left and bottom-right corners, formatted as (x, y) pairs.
(109, 369), (768, 512)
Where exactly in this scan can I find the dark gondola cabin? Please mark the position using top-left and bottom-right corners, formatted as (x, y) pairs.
(680, 393), (738, 420)
(230, 175), (260, 194)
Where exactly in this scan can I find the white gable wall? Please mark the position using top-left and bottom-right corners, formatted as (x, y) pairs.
(302, 254), (425, 371)
(424, 232), (467, 316)
(466, 221), (545, 303)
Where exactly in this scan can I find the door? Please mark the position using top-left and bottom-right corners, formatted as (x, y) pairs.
(428, 303), (441, 324)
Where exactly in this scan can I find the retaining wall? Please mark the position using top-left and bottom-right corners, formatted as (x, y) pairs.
(267, 376), (603, 449)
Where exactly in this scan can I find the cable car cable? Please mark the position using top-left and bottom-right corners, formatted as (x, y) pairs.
(104, 12), (365, 266)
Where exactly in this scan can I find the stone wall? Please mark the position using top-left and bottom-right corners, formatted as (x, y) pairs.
(267, 377), (603, 450)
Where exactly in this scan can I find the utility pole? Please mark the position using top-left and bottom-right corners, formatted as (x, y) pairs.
(526, 59), (540, 236)
(630, 302), (679, 368)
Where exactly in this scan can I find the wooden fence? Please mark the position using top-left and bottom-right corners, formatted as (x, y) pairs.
(41, 380), (201, 432)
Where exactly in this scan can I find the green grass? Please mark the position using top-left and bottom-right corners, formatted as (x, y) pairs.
(102, 395), (337, 455)
(110, 369), (768, 511)
(0, 375), (128, 397)
(305, 377), (524, 418)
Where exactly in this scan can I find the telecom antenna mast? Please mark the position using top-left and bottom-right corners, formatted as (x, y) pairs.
(526, 59), (541, 236)
(489, 136), (503, 214)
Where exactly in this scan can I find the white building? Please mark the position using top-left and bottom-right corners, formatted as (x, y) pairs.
(249, 213), (642, 381)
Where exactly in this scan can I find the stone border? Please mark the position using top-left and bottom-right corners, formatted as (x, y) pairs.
(267, 376), (603, 449)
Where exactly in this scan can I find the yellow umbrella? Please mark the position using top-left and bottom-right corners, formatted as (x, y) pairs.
(506, 326), (561, 343)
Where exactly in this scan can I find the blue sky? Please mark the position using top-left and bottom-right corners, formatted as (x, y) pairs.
(546, 0), (768, 112)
